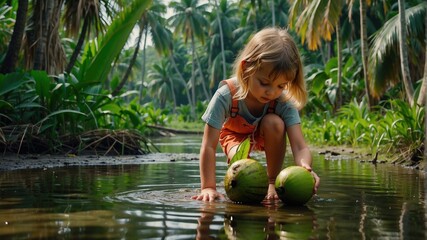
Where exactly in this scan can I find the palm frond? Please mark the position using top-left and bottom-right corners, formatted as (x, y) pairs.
(80, 0), (152, 88)
(369, 2), (426, 98)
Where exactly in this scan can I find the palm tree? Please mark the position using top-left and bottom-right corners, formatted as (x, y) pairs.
(167, 37), (194, 109)
(207, 0), (239, 87)
(111, 28), (144, 97)
(231, 1), (285, 76)
(347, 0), (375, 110)
(416, 3), (427, 107)
(24, 0), (66, 74)
(271, 0), (291, 27)
(368, 2), (426, 103)
(398, 0), (415, 106)
(129, 5), (193, 110)
(63, 0), (110, 74)
(112, 1), (169, 96)
(238, 0), (261, 30)
(258, 0), (290, 27)
(271, 0), (275, 26)
(147, 59), (176, 109)
(79, 0), (153, 88)
(168, 0), (209, 119)
(210, 0), (226, 81)
(422, 11), (426, 161)
(289, 0), (344, 112)
(0, 0), (28, 74)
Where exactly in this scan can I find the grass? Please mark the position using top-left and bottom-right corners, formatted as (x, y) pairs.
(166, 119), (205, 132)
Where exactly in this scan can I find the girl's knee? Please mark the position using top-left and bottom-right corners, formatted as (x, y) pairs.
(261, 114), (285, 134)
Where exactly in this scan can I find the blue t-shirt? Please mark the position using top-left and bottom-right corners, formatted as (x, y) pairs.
(201, 79), (301, 130)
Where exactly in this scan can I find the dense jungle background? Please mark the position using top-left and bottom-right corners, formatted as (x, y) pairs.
(0, 0), (426, 166)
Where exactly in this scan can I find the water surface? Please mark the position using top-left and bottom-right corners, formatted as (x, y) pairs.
(0, 135), (426, 239)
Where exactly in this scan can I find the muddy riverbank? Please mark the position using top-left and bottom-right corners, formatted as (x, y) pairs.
(0, 153), (201, 171)
(0, 145), (423, 171)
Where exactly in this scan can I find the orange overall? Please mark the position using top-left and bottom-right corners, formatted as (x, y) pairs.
(219, 79), (276, 160)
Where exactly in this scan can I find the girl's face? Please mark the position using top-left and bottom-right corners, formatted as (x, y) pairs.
(247, 62), (288, 104)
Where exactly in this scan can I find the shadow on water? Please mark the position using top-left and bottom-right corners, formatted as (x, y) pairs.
(0, 134), (426, 239)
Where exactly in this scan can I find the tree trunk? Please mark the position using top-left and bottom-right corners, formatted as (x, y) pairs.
(169, 74), (177, 113)
(112, 24), (144, 96)
(398, 0), (415, 106)
(213, 0), (226, 81)
(33, 0), (50, 71)
(360, 0), (374, 110)
(335, 21), (343, 113)
(417, 10), (427, 107)
(190, 38), (197, 120)
(0, 0), (28, 74)
(194, 48), (211, 100)
(49, 0), (65, 74)
(169, 55), (192, 109)
(65, 15), (89, 74)
(139, 27), (148, 103)
(27, 0), (65, 74)
(271, 0), (275, 26)
(423, 10), (427, 162)
(191, 33), (210, 100)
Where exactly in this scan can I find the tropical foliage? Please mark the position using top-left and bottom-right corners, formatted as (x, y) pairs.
(0, 0), (425, 163)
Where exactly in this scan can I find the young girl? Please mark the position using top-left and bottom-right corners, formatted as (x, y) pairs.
(192, 27), (320, 202)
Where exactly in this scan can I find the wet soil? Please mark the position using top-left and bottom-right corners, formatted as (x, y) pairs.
(0, 145), (423, 171)
(0, 153), (200, 171)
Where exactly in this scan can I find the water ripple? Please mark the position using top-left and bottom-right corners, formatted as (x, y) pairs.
(105, 184), (204, 209)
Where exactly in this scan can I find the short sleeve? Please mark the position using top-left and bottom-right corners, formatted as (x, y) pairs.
(201, 85), (231, 130)
(276, 102), (301, 127)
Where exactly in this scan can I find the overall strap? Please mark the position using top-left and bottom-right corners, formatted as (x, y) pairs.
(221, 79), (239, 118)
(221, 79), (276, 117)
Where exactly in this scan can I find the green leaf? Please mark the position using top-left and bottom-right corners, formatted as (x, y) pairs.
(0, 72), (29, 96)
(324, 57), (337, 75)
(311, 71), (328, 96)
(229, 137), (251, 165)
(102, 103), (122, 114)
(80, 0), (152, 88)
(36, 110), (87, 128)
(15, 102), (45, 109)
(110, 75), (120, 91)
(122, 109), (140, 126)
(31, 70), (51, 105)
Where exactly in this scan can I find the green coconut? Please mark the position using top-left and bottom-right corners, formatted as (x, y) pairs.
(275, 166), (315, 205)
(224, 158), (268, 204)
(223, 214), (268, 239)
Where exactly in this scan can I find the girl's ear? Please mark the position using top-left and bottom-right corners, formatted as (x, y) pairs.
(241, 60), (246, 70)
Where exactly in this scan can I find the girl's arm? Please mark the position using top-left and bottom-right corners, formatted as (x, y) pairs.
(287, 124), (320, 193)
(192, 124), (224, 201)
(287, 124), (311, 168)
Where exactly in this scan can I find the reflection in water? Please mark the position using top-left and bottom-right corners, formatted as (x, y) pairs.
(0, 208), (123, 239)
(196, 201), (317, 239)
(0, 136), (426, 239)
(150, 135), (204, 154)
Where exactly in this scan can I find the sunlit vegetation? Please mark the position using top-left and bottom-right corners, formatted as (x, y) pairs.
(0, 0), (425, 163)
(303, 99), (424, 165)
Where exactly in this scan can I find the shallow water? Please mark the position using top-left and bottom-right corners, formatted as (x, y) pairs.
(0, 135), (426, 239)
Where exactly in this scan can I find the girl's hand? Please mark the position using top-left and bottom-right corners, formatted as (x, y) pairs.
(300, 164), (320, 194)
(310, 170), (320, 194)
(192, 188), (224, 202)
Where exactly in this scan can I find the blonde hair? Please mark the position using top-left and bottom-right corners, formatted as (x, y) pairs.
(233, 27), (307, 109)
